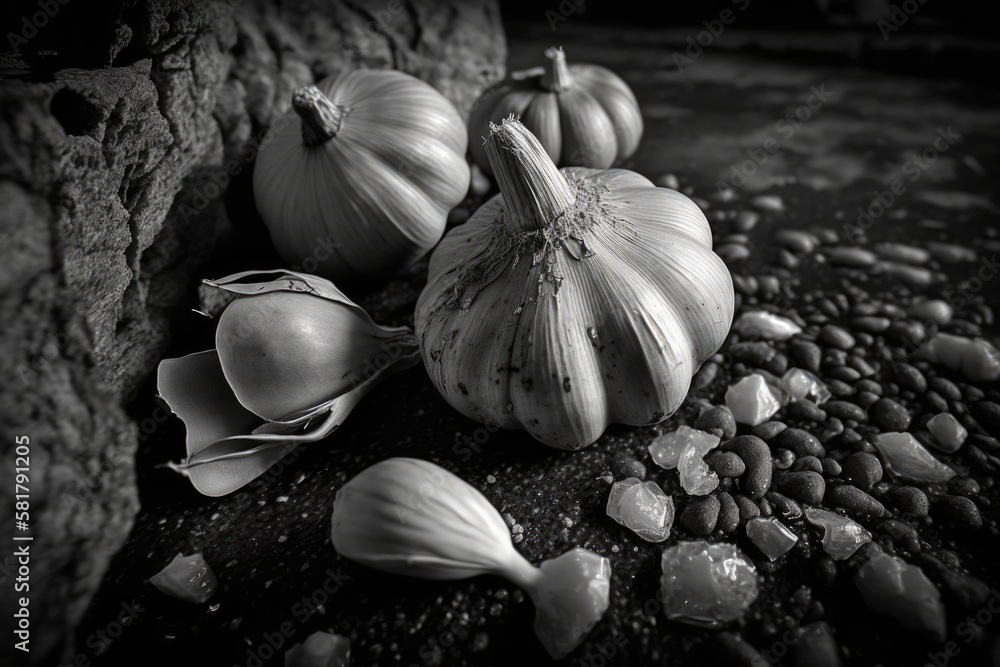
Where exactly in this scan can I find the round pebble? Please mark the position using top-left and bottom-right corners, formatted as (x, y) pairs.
(775, 470), (826, 505)
(680, 495), (721, 536)
(777, 428), (826, 458)
(773, 449), (795, 470)
(821, 458), (842, 477)
(841, 452), (883, 492)
(855, 379), (883, 395)
(886, 486), (929, 518)
(695, 405), (738, 440)
(935, 495), (983, 531)
(869, 398), (911, 431)
(611, 454), (647, 480)
(787, 399), (828, 423)
(972, 401), (1000, 437)
(825, 484), (886, 518)
(707, 451), (746, 478)
(928, 377), (961, 402)
(852, 316), (891, 333)
(734, 494), (760, 522)
(879, 518), (922, 554)
(895, 362), (928, 394)
(788, 338), (822, 374)
(751, 420), (788, 441)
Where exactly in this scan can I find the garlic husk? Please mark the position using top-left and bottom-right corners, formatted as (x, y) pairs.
(330, 458), (611, 658)
(252, 71), (469, 280)
(416, 118), (733, 449)
(156, 271), (420, 497)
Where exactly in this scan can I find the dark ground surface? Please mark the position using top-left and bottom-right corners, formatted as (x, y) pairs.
(78, 21), (1000, 667)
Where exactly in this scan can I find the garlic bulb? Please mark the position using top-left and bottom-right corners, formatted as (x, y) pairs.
(252, 70), (470, 282)
(468, 47), (642, 175)
(157, 270), (419, 496)
(330, 457), (611, 659)
(415, 117), (734, 449)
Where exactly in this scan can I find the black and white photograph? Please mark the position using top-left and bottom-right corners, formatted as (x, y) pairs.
(1, 0), (998, 665)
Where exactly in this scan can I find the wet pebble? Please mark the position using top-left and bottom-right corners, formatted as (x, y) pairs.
(773, 448), (795, 470)
(734, 494), (761, 522)
(776, 229), (815, 252)
(928, 377), (961, 402)
(909, 299), (953, 325)
(726, 435), (773, 499)
(734, 211), (760, 232)
(611, 454), (647, 480)
(855, 379), (883, 395)
(824, 400), (867, 423)
(841, 452), (883, 491)
(820, 324), (855, 350)
(888, 486), (929, 518)
(826, 246), (877, 267)
(787, 399), (828, 423)
(775, 470), (826, 505)
(765, 491), (803, 521)
(826, 484), (886, 518)
(792, 455), (823, 474)
(935, 495), (983, 531)
(707, 451), (746, 478)
(694, 406), (738, 440)
(828, 366), (862, 384)
(821, 458), (842, 476)
(879, 518), (922, 554)
(869, 398), (911, 431)
(777, 428), (826, 458)
(788, 338), (822, 374)
(895, 363), (928, 394)
(680, 495), (721, 536)
(854, 318), (893, 338)
(716, 491), (741, 535)
(751, 420), (787, 441)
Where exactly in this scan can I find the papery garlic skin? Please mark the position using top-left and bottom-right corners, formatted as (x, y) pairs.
(416, 119), (734, 449)
(253, 70), (470, 281)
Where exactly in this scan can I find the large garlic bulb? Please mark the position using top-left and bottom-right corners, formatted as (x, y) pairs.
(253, 70), (470, 282)
(415, 118), (734, 449)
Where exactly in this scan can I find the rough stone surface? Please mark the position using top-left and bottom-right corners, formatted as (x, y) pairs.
(0, 2), (505, 664)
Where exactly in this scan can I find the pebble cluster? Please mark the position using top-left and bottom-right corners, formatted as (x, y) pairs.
(603, 186), (1000, 665)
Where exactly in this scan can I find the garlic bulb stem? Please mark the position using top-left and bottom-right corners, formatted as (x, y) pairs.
(540, 46), (573, 92)
(292, 85), (346, 146)
(485, 117), (576, 233)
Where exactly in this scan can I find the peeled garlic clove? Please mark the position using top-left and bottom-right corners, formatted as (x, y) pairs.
(150, 553), (217, 603)
(331, 458), (528, 580)
(330, 458), (611, 658)
(156, 270), (421, 496)
(212, 271), (418, 422)
(284, 631), (351, 667)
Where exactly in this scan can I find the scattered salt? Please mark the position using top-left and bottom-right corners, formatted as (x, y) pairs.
(725, 374), (781, 425)
(606, 478), (675, 542)
(804, 507), (872, 560)
(926, 413), (968, 453)
(745, 517), (798, 561)
(872, 432), (956, 483)
(660, 541), (759, 628)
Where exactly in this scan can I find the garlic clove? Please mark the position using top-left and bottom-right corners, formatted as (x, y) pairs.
(330, 458), (611, 657)
(556, 87), (617, 168)
(569, 66), (643, 163)
(331, 458), (523, 580)
(210, 270), (418, 422)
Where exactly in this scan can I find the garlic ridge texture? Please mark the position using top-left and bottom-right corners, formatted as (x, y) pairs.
(416, 117), (735, 449)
